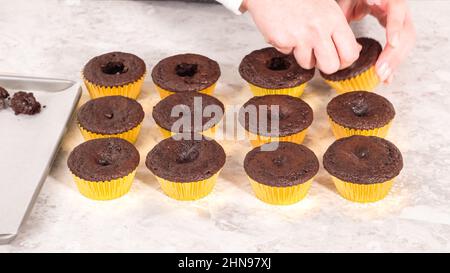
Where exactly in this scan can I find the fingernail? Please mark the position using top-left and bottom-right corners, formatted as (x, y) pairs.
(381, 67), (392, 82)
(377, 63), (391, 81)
(376, 62), (388, 79)
(390, 33), (400, 48)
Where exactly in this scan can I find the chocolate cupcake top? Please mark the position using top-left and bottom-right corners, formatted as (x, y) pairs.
(146, 134), (226, 182)
(10, 91), (41, 115)
(244, 142), (319, 187)
(151, 53), (221, 93)
(239, 95), (313, 137)
(320, 37), (382, 81)
(152, 92), (224, 133)
(239, 47), (315, 89)
(77, 96), (145, 135)
(68, 138), (140, 182)
(327, 91), (395, 130)
(83, 52), (146, 87)
(323, 135), (403, 184)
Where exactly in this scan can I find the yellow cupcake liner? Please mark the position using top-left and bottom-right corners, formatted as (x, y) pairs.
(248, 177), (313, 205)
(324, 66), (380, 94)
(328, 118), (392, 139)
(83, 74), (146, 100)
(332, 176), (394, 203)
(246, 129), (308, 147)
(248, 83), (307, 97)
(157, 124), (218, 139)
(78, 123), (142, 143)
(155, 82), (217, 99)
(72, 170), (136, 201)
(155, 170), (221, 201)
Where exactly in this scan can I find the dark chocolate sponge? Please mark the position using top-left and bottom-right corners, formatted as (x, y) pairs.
(83, 52), (146, 87)
(68, 138), (140, 182)
(152, 92), (224, 133)
(244, 142), (319, 187)
(320, 37), (382, 81)
(0, 87), (10, 109)
(323, 135), (403, 184)
(239, 95), (313, 137)
(10, 91), (41, 115)
(151, 53), (221, 93)
(146, 134), (226, 182)
(77, 96), (145, 135)
(327, 91), (395, 130)
(239, 47), (315, 89)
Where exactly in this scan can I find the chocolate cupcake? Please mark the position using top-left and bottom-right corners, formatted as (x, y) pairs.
(152, 92), (224, 138)
(68, 138), (140, 200)
(83, 51), (146, 99)
(146, 134), (226, 200)
(239, 95), (313, 146)
(239, 47), (315, 97)
(327, 91), (395, 139)
(320, 37), (382, 93)
(151, 53), (221, 98)
(323, 135), (403, 202)
(77, 96), (145, 143)
(244, 142), (319, 205)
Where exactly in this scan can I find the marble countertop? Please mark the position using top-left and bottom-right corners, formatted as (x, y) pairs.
(1, 0), (449, 252)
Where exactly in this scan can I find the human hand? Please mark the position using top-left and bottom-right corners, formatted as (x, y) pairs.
(338, 0), (416, 83)
(242, 0), (362, 74)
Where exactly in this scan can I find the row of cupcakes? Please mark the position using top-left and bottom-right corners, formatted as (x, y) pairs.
(81, 37), (382, 101)
(67, 133), (403, 204)
(75, 89), (395, 146)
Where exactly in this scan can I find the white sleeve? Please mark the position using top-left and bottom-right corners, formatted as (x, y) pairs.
(216, 0), (244, 15)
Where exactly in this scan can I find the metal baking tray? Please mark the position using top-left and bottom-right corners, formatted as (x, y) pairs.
(0, 75), (81, 244)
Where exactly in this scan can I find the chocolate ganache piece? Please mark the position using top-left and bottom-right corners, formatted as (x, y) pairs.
(152, 92), (224, 133)
(244, 142), (319, 187)
(0, 87), (10, 109)
(239, 47), (315, 89)
(151, 53), (221, 93)
(83, 52), (146, 87)
(10, 91), (41, 115)
(320, 37), (382, 81)
(146, 134), (226, 182)
(77, 96), (145, 135)
(239, 95), (313, 137)
(67, 138), (140, 182)
(327, 91), (395, 130)
(323, 135), (403, 184)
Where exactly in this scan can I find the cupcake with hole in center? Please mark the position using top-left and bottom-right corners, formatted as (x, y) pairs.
(323, 135), (403, 203)
(151, 53), (221, 99)
(83, 52), (146, 99)
(244, 142), (319, 205)
(67, 138), (140, 201)
(239, 47), (315, 97)
(239, 95), (313, 147)
(146, 134), (226, 201)
(320, 37), (382, 94)
(327, 91), (395, 139)
(77, 96), (145, 143)
(152, 92), (224, 139)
